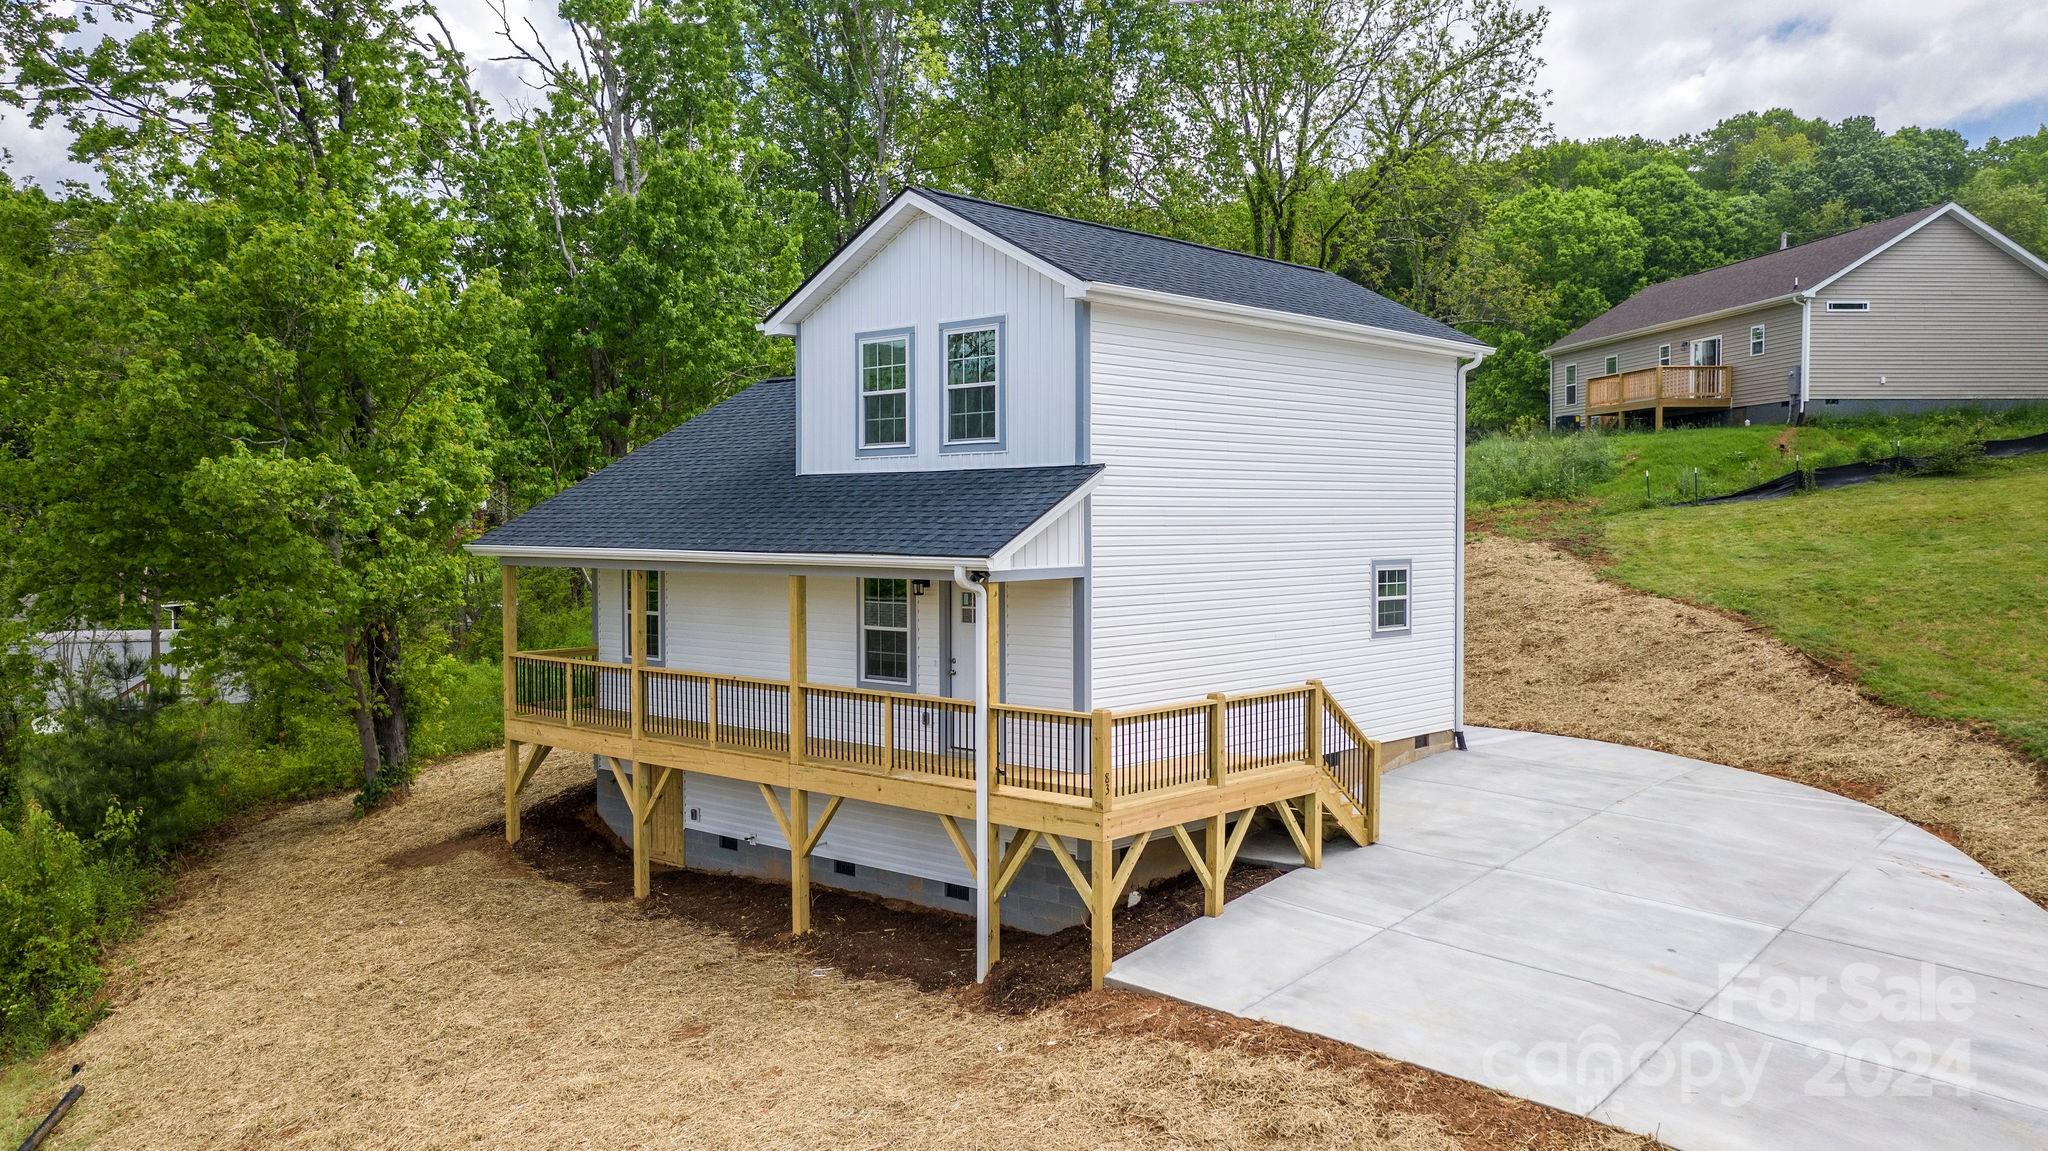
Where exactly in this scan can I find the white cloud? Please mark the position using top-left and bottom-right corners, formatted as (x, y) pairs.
(7, 0), (2048, 188)
(1536, 0), (2048, 140)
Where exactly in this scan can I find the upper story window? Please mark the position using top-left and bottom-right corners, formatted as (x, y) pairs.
(1825, 300), (1871, 313)
(622, 570), (662, 662)
(1658, 344), (1672, 366)
(1563, 363), (1577, 406)
(942, 320), (1001, 447)
(858, 331), (911, 452)
(1604, 355), (1617, 376)
(860, 578), (911, 687)
(1751, 324), (1766, 356)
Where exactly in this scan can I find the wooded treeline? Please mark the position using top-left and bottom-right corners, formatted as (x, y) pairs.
(2, 0), (2046, 801)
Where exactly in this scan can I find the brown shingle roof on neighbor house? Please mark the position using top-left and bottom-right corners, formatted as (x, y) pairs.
(1547, 203), (1948, 353)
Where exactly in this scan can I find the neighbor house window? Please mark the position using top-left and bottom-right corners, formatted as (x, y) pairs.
(1751, 324), (1766, 356)
(1563, 364), (1577, 406)
(1371, 562), (1411, 637)
(622, 570), (661, 661)
(860, 578), (911, 686)
(858, 332), (911, 450)
(1658, 344), (1672, 366)
(1604, 355), (1617, 376)
(1825, 300), (1871, 312)
(942, 321), (1000, 446)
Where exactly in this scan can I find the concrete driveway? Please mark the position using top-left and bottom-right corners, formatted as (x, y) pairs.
(1109, 727), (2048, 1151)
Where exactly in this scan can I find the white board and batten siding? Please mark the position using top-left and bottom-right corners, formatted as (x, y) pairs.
(1087, 304), (1462, 741)
(794, 212), (1078, 475)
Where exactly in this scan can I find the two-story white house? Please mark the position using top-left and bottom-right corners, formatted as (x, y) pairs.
(470, 188), (1489, 987)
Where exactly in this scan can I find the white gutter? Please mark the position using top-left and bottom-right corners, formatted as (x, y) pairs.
(952, 565), (993, 984)
(1453, 349), (1489, 738)
(1546, 291), (1804, 357)
(463, 544), (986, 570)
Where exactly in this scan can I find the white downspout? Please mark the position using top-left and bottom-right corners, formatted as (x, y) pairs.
(953, 564), (992, 983)
(1798, 294), (1813, 424)
(1452, 350), (1488, 742)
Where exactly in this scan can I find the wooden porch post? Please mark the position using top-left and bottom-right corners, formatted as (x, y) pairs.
(502, 565), (522, 844)
(1089, 833), (1113, 990)
(788, 576), (806, 763)
(630, 570), (650, 900)
(790, 788), (812, 935)
(1204, 692), (1227, 916)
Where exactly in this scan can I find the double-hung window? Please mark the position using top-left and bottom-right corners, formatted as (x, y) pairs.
(1658, 344), (1672, 366)
(1372, 562), (1411, 637)
(1750, 324), (1766, 356)
(622, 570), (662, 661)
(942, 321), (1001, 446)
(1604, 355), (1618, 376)
(859, 333), (911, 450)
(1563, 364), (1577, 406)
(860, 578), (911, 687)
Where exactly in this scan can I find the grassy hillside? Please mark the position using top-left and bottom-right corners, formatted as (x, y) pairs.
(1602, 454), (2048, 761)
(1468, 405), (2048, 511)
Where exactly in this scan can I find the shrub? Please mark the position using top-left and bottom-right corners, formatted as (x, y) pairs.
(1466, 430), (1616, 507)
(1912, 438), (1985, 477)
(26, 671), (210, 862)
(0, 804), (152, 1059)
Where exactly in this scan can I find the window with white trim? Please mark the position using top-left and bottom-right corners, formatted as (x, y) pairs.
(860, 578), (910, 686)
(1825, 300), (1871, 312)
(1658, 344), (1671, 366)
(1604, 355), (1617, 376)
(1750, 324), (1766, 356)
(1563, 363), (1577, 406)
(621, 570), (662, 661)
(859, 334), (910, 449)
(1372, 562), (1411, 636)
(943, 324), (999, 444)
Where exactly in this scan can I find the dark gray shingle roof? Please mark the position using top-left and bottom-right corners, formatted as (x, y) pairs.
(471, 379), (1099, 559)
(1548, 204), (1947, 352)
(913, 188), (1483, 347)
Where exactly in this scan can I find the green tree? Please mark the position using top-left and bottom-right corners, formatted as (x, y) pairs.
(1611, 161), (1756, 282)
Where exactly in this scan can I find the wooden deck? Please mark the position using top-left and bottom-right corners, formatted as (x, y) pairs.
(1586, 365), (1732, 428)
(498, 570), (1382, 988)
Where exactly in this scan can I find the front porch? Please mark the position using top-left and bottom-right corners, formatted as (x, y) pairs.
(498, 567), (1382, 988)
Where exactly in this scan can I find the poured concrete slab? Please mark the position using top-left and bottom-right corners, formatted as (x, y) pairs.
(1111, 728), (2048, 1150)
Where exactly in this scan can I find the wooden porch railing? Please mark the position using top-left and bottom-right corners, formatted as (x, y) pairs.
(1586, 365), (1732, 410)
(508, 653), (1380, 824)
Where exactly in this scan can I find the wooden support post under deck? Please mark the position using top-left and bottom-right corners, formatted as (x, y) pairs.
(1304, 791), (1324, 868)
(501, 565), (520, 843)
(788, 576), (807, 764)
(1203, 814), (1226, 916)
(630, 570), (650, 900)
(986, 822), (1004, 964)
(1090, 834), (1113, 990)
(789, 788), (812, 935)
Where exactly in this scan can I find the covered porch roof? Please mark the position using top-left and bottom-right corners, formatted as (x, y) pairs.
(466, 377), (1101, 572)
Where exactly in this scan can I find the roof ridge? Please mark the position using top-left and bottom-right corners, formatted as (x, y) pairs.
(1633, 202), (1949, 293)
(912, 185), (1355, 280)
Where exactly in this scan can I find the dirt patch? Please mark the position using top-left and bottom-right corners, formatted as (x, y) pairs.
(23, 747), (1650, 1151)
(1466, 533), (2048, 906)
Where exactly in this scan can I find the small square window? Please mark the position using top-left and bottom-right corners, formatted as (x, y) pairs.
(1372, 562), (1411, 636)
(832, 859), (857, 877)
(943, 882), (970, 901)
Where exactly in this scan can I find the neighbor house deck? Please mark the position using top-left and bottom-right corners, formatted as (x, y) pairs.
(499, 570), (1381, 987)
(1585, 365), (1732, 428)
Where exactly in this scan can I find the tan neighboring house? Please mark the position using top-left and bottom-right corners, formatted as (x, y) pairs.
(1545, 202), (2048, 429)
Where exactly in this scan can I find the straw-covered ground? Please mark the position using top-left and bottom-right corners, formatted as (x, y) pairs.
(13, 738), (1647, 1151)
(1466, 533), (2048, 906)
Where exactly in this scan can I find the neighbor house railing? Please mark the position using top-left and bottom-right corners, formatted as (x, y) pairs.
(1586, 365), (1732, 410)
(508, 654), (1379, 817)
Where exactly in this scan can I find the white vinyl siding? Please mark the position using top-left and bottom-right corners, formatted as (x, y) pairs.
(1810, 213), (2048, 401)
(1372, 562), (1411, 636)
(1087, 304), (1460, 741)
(999, 579), (1075, 710)
(795, 212), (1076, 473)
(859, 578), (912, 687)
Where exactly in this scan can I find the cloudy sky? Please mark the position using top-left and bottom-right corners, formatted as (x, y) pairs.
(6, 0), (2048, 187)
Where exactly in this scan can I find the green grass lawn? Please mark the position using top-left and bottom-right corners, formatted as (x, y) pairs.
(1602, 454), (2048, 762)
